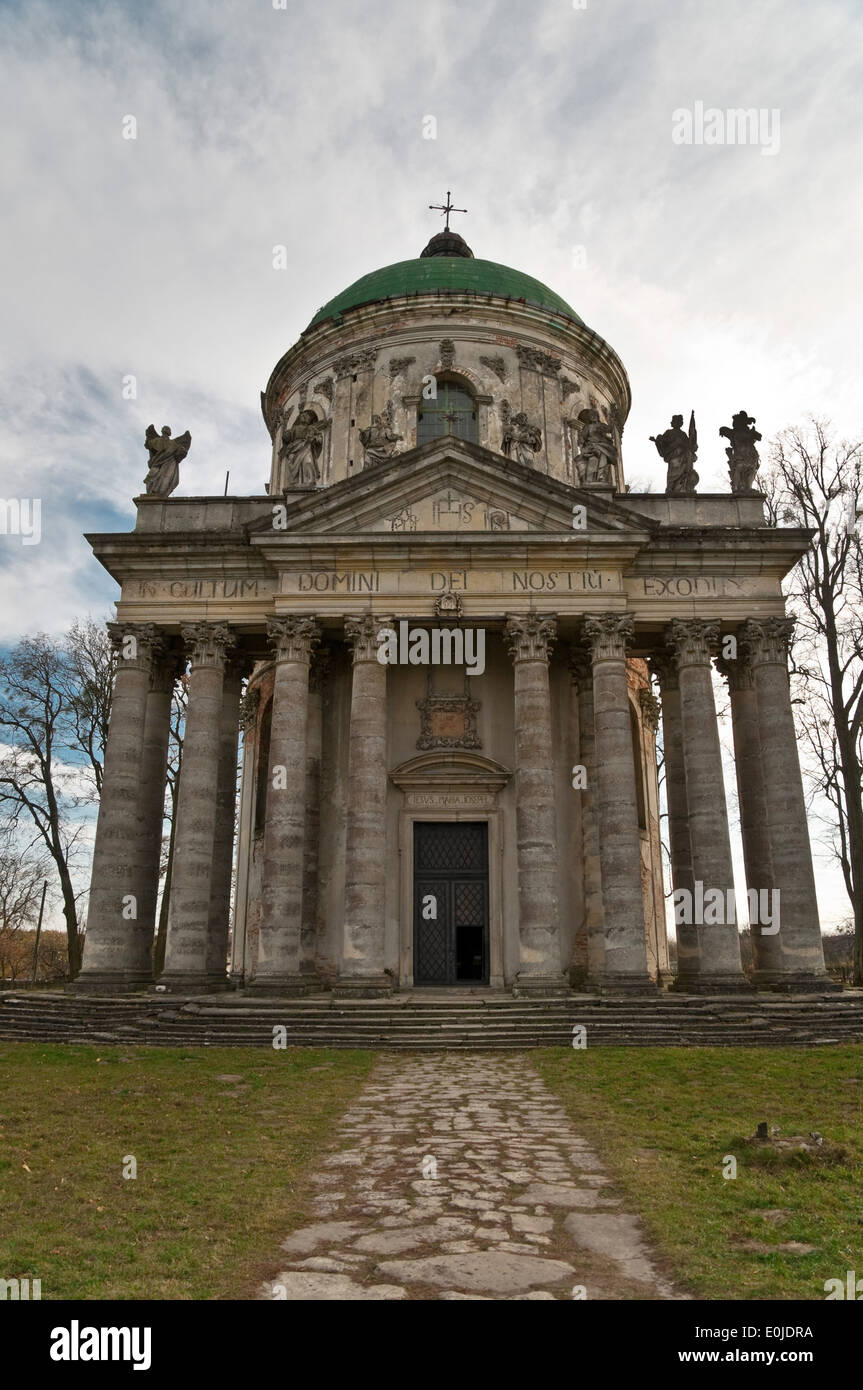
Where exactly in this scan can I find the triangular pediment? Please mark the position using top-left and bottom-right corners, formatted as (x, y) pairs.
(247, 437), (657, 539)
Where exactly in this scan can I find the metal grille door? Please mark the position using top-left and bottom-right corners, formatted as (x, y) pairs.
(414, 823), (489, 985)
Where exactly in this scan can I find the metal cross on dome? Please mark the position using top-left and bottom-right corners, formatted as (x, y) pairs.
(428, 190), (467, 231)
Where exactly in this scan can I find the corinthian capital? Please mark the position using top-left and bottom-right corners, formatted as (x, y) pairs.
(267, 616), (321, 664)
(107, 621), (166, 673)
(345, 614), (395, 663)
(739, 617), (795, 668)
(715, 639), (756, 691)
(583, 613), (634, 663)
(648, 648), (678, 692)
(180, 621), (235, 670)
(504, 614), (557, 663)
(665, 619), (719, 668)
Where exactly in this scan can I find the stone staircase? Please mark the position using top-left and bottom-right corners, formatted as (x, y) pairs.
(2, 988), (863, 1049)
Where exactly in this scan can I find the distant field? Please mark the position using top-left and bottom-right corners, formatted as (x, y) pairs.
(535, 1045), (863, 1300)
(0, 1043), (374, 1300)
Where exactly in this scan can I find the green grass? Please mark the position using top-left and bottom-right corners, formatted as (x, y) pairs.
(0, 1043), (374, 1300)
(534, 1045), (863, 1300)
(5, 1041), (862, 1302)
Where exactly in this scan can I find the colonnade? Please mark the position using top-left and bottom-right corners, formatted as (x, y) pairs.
(74, 612), (828, 994)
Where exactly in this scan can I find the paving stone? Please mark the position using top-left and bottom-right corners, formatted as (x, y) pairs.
(521, 1183), (605, 1208)
(563, 1213), (677, 1294)
(267, 1272), (407, 1300)
(376, 1251), (576, 1294)
(281, 1221), (364, 1253)
(512, 1215), (554, 1234)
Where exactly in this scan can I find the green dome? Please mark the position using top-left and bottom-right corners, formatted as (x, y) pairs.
(307, 255), (583, 330)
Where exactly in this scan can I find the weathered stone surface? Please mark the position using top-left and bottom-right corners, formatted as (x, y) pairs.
(265, 1272), (407, 1300)
(563, 1213), (676, 1294)
(377, 1252), (576, 1294)
(280, 1221), (364, 1253)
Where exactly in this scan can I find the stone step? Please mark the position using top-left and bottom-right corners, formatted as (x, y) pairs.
(3, 991), (863, 1049)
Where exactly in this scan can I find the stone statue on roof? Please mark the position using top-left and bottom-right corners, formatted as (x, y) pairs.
(143, 425), (191, 497)
(651, 412), (699, 494)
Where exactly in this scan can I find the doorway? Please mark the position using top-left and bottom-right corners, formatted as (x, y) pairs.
(413, 822), (489, 985)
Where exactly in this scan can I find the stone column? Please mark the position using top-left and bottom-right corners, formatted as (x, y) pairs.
(504, 615), (568, 996)
(665, 620), (748, 991)
(739, 619), (829, 988)
(335, 614), (394, 998)
(569, 650), (605, 986)
(159, 622), (235, 992)
(248, 617), (320, 994)
(715, 644), (781, 984)
(301, 646), (330, 979)
(74, 623), (167, 991)
(204, 656), (247, 983)
(649, 651), (694, 899)
(583, 614), (654, 992)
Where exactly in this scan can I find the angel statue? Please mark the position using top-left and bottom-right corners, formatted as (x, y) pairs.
(572, 406), (618, 485)
(650, 412), (699, 495)
(143, 425), (191, 497)
(720, 410), (762, 493)
(500, 400), (542, 465)
(278, 408), (330, 489)
(360, 402), (403, 467)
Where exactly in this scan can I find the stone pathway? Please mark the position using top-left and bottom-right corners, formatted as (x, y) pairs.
(261, 1055), (686, 1300)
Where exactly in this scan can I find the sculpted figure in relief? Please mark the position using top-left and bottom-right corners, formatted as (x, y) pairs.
(279, 408), (330, 488)
(720, 410), (762, 493)
(143, 425), (191, 496)
(572, 406), (618, 485)
(360, 403), (403, 467)
(500, 400), (542, 465)
(651, 412), (699, 494)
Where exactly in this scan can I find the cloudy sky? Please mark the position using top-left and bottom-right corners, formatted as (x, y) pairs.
(1, 0), (860, 927)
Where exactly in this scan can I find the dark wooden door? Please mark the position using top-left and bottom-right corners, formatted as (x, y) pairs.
(413, 822), (489, 986)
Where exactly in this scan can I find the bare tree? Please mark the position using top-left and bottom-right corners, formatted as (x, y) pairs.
(761, 418), (863, 983)
(153, 675), (187, 976)
(0, 828), (52, 981)
(0, 626), (113, 977)
(60, 619), (114, 794)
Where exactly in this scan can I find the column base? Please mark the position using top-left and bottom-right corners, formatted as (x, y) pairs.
(671, 973), (754, 994)
(332, 974), (394, 1000)
(154, 973), (229, 995)
(68, 972), (153, 994)
(753, 970), (842, 994)
(599, 973), (659, 996)
(512, 973), (572, 999)
(245, 973), (323, 997)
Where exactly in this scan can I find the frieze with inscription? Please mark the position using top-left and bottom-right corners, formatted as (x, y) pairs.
(282, 568), (619, 597)
(132, 579), (271, 600)
(631, 575), (763, 599)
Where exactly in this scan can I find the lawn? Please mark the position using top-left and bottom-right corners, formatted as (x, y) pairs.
(3, 1041), (861, 1302)
(0, 1043), (374, 1300)
(534, 1045), (863, 1300)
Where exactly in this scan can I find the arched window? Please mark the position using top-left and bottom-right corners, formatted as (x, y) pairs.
(417, 379), (478, 445)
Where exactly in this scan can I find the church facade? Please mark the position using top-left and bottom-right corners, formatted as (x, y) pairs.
(75, 225), (829, 998)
